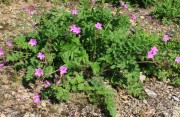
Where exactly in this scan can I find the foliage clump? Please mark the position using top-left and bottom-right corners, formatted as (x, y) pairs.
(1, 0), (179, 117)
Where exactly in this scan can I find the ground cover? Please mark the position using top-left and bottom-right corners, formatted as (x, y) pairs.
(0, 0), (179, 117)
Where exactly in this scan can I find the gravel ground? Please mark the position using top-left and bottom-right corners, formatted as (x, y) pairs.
(0, 1), (179, 117)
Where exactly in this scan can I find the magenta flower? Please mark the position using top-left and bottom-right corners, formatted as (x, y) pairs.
(95, 22), (102, 30)
(55, 74), (59, 79)
(147, 16), (152, 21)
(33, 94), (41, 103)
(33, 4), (37, 9)
(59, 66), (68, 75)
(0, 49), (4, 56)
(35, 68), (44, 77)
(37, 52), (45, 60)
(44, 80), (51, 88)
(151, 46), (158, 52)
(148, 46), (158, 59)
(121, 2), (128, 9)
(72, 9), (78, 15)
(56, 80), (61, 85)
(130, 14), (136, 20)
(175, 57), (180, 63)
(70, 24), (81, 34)
(163, 34), (169, 42)
(28, 8), (32, 15)
(91, 0), (95, 3)
(6, 41), (12, 46)
(28, 6), (38, 15)
(29, 39), (37, 46)
(22, 6), (27, 10)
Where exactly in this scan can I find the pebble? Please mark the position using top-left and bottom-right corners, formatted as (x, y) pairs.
(144, 88), (157, 98)
(172, 107), (180, 117)
(140, 16), (145, 19)
(139, 72), (146, 82)
(23, 112), (30, 117)
(143, 99), (148, 104)
(0, 26), (3, 29)
(41, 101), (46, 107)
(162, 111), (169, 117)
(0, 113), (6, 117)
(4, 94), (11, 99)
(172, 96), (179, 102)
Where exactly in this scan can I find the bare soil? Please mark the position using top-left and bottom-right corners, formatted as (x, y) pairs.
(0, 1), (179, 117)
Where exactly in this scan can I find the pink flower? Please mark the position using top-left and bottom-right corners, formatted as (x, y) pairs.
(28, 6), (38, 15)
(55, 74), (59, 79)
(151, 46), (158, 52)
(163, 34), (169, 42)
(175, 57), (180, 63)
(121, 2), (128, 9)
(33, 94), (41, 103)
(59, 66), (68, 75)
(6, 41), (12, 46)
(56, 81), (60, 85)
(29, 39), (37, 46)
(130, 14), (136, 20)
(95, 22), (102, 30)
(22, 6), (27, 10)
(33, 4), (37, 9)
(72, 9), (78, 15)
(91, 0), (95, 3)
(37, 52), (45, 60)
(44, 80), (51, 88)
(148, 46), (158, 59)
(35, 68), (44, 77)
(0, 49), (4, 56)
(147, 16), (152, 21)
(28, 8), (32, 15)
(70, 24), (81, 34)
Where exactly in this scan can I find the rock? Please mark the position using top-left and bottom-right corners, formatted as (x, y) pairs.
(172, 107), (180, 117)
(172, 96), (179, 102)
(0, 25), (3, 29)
(143, 99), (148, 104)
(29, 113), (35, 117)
(23, 112), (30, 117)
(11, 91), (16, 96)
(1, 113), (6, 117)
(144, 88), (157, 98)
(139, 72), (146, 82)
(140, 16), (145, 19)
(4, 94), (11, 99)
(162, 111), (169, 117)
(41, 101), (46, 107)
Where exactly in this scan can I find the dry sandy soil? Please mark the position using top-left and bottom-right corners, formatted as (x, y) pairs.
(0, 1), (180, 117)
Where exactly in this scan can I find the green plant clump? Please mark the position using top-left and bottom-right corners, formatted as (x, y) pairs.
(152, 0), (180, 23)
(2, 0), (179, 116)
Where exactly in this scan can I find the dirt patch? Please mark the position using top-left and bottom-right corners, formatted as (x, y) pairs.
(0, 1), (179, 117)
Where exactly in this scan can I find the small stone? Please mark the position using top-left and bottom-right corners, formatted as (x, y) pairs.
(4, 94), (11, 99)
(0, 25), (3, 29)
(140, 16), (145, 19)
(172, 96), (179, 102)
(162, 111), (169, 117)
(143, 99), (148, 104)
(29, 113), (35, 117)
(144, 88), (157, 98)
(139, 72), (146, 82)
(11, 91), (16, 96)
(172, 107), (180, 117)
(23, 112), (30, 117)
(41, 101), (46, 107)
(1, 113), (6, 117)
